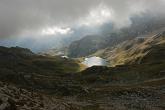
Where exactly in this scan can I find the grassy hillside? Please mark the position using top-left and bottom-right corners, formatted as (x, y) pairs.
(0, 46), (81, 74)
(1, 30), (165, 109)
(0, 46), (84, 92)
(78, 62), (165, 85)
(67, 15), (165, 58)
(93, 30), (165, 66)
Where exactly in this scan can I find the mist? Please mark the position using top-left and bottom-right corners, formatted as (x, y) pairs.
(0, 0), (165, 51)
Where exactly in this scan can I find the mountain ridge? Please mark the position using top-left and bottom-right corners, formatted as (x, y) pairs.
(93, 30), (165, 66)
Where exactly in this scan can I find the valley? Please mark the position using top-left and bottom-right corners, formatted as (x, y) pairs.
(0, 29), (165, 110)
(1, 1), (165, 110)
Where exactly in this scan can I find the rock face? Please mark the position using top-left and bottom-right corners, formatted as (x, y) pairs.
(68, 34), (124, 57)
(38, 47), (68, 57)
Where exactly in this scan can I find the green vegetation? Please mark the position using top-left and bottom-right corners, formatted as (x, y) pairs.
(1, 31), (165, 110)
(0, 46), (83, 92)
(0, 46), (81, 75)
(93, 31), (165, 66)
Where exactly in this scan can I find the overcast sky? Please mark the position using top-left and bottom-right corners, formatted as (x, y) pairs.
(0, 0), (165, 51)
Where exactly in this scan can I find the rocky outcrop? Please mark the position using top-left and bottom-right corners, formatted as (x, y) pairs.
(0, 46), (35, 58)
(68, 34), (123, 57)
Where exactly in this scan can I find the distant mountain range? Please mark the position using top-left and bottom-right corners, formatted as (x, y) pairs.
(67, 14), (165, 58)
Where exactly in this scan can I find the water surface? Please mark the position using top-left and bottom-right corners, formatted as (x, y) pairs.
(82, 56), (108, 67)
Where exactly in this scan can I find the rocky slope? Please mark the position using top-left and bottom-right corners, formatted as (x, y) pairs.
(68, 34), (125, 57)
(1, 32), (165, 109)
(93, 30), (165, 66)
(0, 78), (164, 110)
(38, 47), (68, 56)
(0, 81), (87, 110)
(67, 14), (165, 58)
(0, 46), (84, 92)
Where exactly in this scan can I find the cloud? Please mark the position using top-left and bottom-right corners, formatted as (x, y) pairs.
(41, 27), (73, 36)
(0, 0), (165, 38)
(0, 0), (100, 38)
(0, 0), (165, 51)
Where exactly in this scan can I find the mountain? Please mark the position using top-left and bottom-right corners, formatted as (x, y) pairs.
(0, 46), (84, 92)
(68, 29), (165, 109)
(38, 47), (68, 56)
(1, 15), (165, 109)
(79, 30), (165, 83)
(0, 46), (82, 74)
(0, 42), (165, 109)
(0, 46), (35, 57)
(93, 30), (165, 66)
(67, 14), (165, 58)
(68, 34), (125, 57)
